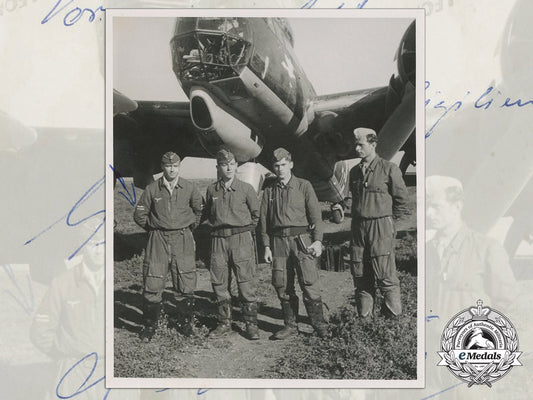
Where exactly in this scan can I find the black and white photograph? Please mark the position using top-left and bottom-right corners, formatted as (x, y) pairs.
(105, 9), (425, 388)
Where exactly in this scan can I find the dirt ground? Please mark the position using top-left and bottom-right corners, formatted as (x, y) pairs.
(112, 179), (417, 379)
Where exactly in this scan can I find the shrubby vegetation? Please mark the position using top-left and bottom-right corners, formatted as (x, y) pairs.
(268, 272), (417, 380)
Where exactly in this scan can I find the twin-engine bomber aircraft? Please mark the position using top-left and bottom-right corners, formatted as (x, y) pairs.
(113, 17), (416, 222)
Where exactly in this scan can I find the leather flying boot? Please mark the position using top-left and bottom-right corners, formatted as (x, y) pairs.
(179, 296), (196, 337)
(273, 296), (298, 340)
(140, 301), (161, 342)
(242, 302), (260, 340)
(210, 300), (232, 337)
(304, 299), (329, 338)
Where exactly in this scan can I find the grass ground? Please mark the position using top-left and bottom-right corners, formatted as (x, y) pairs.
(113, 179), (418, 380)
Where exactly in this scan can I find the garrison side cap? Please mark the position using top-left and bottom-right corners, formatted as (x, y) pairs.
(161, 151), (180, 164)
(353, 127), (377, 140)
(272, 147), (292, 162)
(216, 149), (235, 164)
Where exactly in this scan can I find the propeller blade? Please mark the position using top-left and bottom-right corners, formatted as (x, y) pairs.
(113, 89), (138, 116)
(375, 82), (416, 161)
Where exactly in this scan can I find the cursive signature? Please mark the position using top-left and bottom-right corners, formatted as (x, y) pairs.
(24, 165), (135, 260)
(301, 0), (369, 8)
(24, 174), (105, 260)
(425, 80), (533, 138)
(109, 164), (137, 206)
(58, 353), (210, 399)
(41, 0), (105, 27)
(56, 352), (109, 399)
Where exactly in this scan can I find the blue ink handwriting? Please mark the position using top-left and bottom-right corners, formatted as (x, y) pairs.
(109, 164), (136, 206)
(58, 355), (209, 400)
(24, 164), (135, 259)
(426, 314), (440, 323)
(420, 382), (464, 399)
(155, 388), (210, 395)
(41, 0), (105, 27)
(24, 175), (105, 260)
(56, 352), (110, 400)
(66, 176), (106, 256)
(1, 264), (35, 316)
(425, 80), (533, 138)
(301, 0), (369, 8)
(301, 0), (318, 8)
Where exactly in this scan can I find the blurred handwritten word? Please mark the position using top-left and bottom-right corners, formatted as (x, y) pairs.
(41, 0), (105, 26)
(420, 382), (464, 400)
(425, 80), (533, 138)
(24, 175), (105, 260)
(418, 0), (455, 16)
(475, 86), (533, 109)
(109, 164), (136, 206)
(156, 388), (211, 395)
(301, 0), (369, 9)
(1, 264), (35, 316)
(58, 354), (210, 399)
(425, 314), (439, 323)
(24, 164), (134, 260)
(0, 0), (38, 16)
(56, 352), (109, 400)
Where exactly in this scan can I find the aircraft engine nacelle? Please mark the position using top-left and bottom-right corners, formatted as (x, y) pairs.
(396, 20), (416, 89)
(189, 86), (262, 162)
(374, 20), (416, 162)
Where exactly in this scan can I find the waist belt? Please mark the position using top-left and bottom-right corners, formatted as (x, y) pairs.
(159, 227), (189, 235)
(211, 225), (254, 237)
(270, 226), (309, 237)
(352, 215), (392, 221)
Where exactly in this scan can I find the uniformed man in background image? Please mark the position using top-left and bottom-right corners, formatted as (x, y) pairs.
(426, 175), (518, 315)
(260, 148), (328, 339)
(30, 219), (106, 400)
(133, 151), (203, 341)
(349, 127), (408, 319)
(203, 149), (261, 340)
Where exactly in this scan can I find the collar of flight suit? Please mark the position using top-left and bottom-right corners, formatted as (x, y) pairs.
(361, 155), (379, 173)
(215, 177), (238, 192)
(158, 176), (183, 191)
(276, 175), (296, 189)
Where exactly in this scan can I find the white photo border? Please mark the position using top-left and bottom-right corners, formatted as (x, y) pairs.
(105, 7), (425, 389)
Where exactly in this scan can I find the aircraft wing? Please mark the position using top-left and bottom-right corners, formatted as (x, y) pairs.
(113, 99), (210, 188)
(285, 21), (416, 207)
(306, 20), (416, 167)
(112, 18), (416, 210)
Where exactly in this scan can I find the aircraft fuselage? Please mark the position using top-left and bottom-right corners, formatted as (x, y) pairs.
(171, 17), (316, 163)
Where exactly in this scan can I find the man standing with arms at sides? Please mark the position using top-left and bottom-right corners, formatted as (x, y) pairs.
(260, 148), (328, 339)
(134, 151), (203, 341)
(203, 149), (261, 339)
(349, 127), (408, 319)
